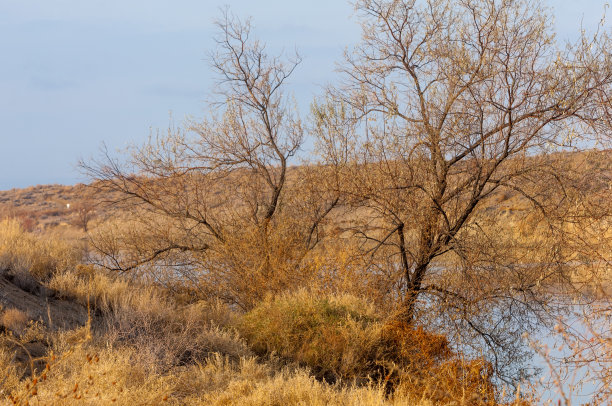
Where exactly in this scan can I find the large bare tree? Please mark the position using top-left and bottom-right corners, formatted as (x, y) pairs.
(315, 0), (612, 381)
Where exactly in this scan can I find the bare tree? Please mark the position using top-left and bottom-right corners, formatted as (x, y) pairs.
(315, 0), (612, 382)
(71, 199), (96, 233)
(83, 11), (338, 308)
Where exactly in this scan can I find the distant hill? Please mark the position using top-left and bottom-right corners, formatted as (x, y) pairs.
(1, 150), (610, 234)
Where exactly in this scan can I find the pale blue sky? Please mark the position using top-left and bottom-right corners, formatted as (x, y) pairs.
(0, 1), (610, 189)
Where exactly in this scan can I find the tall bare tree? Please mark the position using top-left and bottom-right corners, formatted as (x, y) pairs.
(315, 0), (612, 381)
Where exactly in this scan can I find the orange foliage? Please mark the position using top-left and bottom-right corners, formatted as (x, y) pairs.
(382, 321), (496, 404)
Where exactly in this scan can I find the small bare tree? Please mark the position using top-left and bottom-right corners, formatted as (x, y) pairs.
(83, 11), (338, 308)
(315, 0), (612, 382)
(71, 199), (96, 232)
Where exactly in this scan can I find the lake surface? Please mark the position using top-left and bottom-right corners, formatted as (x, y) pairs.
(530, 303), (609, 405)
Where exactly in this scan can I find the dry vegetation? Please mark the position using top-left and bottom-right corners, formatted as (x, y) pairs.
(1, 220), (529, 405)
(2, 0), (612, 404)
(0, 176), (608, 405)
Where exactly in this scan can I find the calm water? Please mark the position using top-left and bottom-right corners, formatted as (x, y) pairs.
(531, 304), (609, 405)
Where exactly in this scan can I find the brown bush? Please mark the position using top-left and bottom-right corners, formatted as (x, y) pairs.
(385, 322), (495, 404)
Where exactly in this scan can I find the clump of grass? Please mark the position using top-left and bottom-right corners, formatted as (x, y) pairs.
(5, 342), (174, 405)
(186, 354), (391, 406)
(0, 347), (20, 396)
(0, 218), (81, 282)
(48, 264), (132, 313)
(1, 308), (29, 336)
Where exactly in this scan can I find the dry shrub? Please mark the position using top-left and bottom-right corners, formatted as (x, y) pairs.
(1, 308), (29, 334)
(237, 290), (379, 382)
(309, 240), (405, 310)
(88, 198), (333, 311)
(385, 322), (495, 404)
(183, 217), (325, 310)
(0, 218), (81, 282)
(237, 290), (497, 404)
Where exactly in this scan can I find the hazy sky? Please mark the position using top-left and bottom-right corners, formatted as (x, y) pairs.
(0, 0), (610, 190)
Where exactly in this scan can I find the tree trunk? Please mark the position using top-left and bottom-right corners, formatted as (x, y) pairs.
(402, 262), (428, 323)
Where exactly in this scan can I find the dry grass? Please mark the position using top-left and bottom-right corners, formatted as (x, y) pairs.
(48, 264), (135, 313)
(0, 347), (20, 396)
(3, 345), (366, 405)
(3, 338), (502, 406)
(0, 219), (81, 282)
(48, 267), (250, 373)
(0, 309), (29, 335)
(0, 266), (509, 406)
